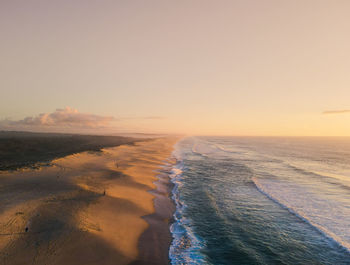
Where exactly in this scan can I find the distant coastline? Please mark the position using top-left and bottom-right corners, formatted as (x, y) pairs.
(0, 131), (139, 171)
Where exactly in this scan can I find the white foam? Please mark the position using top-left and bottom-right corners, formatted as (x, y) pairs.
(168, 145), (209, 265)
(253, 177), (350, 253)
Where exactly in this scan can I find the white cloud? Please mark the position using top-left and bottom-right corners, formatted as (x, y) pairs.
(323, 110), (350, 115)
(0, 107), (116, 129)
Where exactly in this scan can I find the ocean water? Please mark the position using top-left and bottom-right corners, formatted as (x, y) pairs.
(169, 136), (350, 265)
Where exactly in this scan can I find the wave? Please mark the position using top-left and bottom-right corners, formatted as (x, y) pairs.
(190, 138), (222, 158)
(253, 177), (350, 253)
(169, 144), (209, 265)
(281, 162), (350, 191)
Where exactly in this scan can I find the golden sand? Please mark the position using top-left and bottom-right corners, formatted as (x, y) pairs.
(0, 137), (178, 265)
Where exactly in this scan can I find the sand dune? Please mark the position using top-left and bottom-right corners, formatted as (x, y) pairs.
(0, 137), (178, 265)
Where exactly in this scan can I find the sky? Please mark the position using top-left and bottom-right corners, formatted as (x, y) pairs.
(1, 0), (350, 136)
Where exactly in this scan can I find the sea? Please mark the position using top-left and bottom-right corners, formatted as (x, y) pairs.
(169, 136), (350, 265)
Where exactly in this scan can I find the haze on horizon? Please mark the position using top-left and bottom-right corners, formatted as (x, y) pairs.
(1, 0), (350, 136)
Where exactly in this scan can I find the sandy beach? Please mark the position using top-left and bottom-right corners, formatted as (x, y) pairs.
(0, 137), (178, 265)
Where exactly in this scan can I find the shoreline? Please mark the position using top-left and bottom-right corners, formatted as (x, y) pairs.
(131, 160), (176, 265)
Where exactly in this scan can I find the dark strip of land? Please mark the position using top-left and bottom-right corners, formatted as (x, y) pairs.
(0, 131), (139, 171)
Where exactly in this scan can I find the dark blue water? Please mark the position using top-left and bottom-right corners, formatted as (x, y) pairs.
(169, 137), (350, 265)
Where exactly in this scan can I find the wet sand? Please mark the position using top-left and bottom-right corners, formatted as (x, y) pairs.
(130, 163), (176, 265)
(0, 137), (178, 265)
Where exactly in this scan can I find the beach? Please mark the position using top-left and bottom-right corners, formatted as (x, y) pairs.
(0, 137), (178, 265)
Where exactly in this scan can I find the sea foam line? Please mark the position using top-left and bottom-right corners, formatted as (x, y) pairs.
(169, 143), (209, 265)
(253, 177), (350, 254)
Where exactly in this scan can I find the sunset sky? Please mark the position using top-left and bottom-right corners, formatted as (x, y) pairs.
(1, 0), (350, 136)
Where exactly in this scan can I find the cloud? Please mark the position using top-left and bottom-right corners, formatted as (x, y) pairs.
(0, 107), (168, 134)
(0, 107), (116, 129)
(322, 110), (350, 115)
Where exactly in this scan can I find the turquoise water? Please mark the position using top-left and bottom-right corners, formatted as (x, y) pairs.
(169, 137), (350, 265)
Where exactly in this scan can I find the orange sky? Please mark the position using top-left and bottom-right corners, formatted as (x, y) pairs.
(1, 1), (350, 136)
